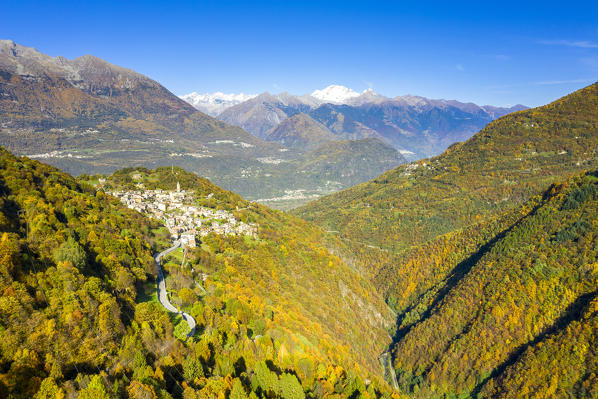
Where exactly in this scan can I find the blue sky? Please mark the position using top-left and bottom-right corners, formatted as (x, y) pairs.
(3, 0), (598, 106)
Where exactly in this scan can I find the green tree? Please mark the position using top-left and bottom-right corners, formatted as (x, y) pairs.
(178, 287), (195, 307)
(230, 378), (247, 399)
(279, 373), (304, 399)
(132, 351), (154, 384)
(183, 357), (204, 382)
(34, 378), (64, 399)
(53, 236), (86, 269)
(79, 375), (110, 399)
(255, 361), (278, 394)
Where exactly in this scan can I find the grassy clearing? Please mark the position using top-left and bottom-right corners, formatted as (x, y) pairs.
(164, 247), (184, 264)
(151, 226), (172, 250)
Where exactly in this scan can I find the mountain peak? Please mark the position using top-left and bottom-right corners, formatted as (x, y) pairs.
(0, 39), (16, 49)
(0, 40), (150, 90)
(350, 88), (388, 105)
(311, 85), (361, 104)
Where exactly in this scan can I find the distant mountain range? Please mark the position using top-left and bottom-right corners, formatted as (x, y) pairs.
(0, 40), (405, 208)
(182, 85), (527, 160)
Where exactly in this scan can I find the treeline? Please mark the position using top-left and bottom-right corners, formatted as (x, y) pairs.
(386, 171), (597, 398)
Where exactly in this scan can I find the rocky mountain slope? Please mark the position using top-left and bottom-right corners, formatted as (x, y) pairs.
(217, 92), (319, 139)
(0, 39), (269, 160)
(308, 97), (527, 159)
(265, 113), (337, 150)
(0, 40), (259, 147)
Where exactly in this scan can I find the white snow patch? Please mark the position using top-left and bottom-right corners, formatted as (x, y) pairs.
(180, 92), (257, 116)
(311, 85), (362, 104)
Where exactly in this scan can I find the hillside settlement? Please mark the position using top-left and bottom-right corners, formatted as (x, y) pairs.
(108, 183), (257, 248)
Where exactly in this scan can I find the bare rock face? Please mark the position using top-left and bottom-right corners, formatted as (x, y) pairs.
(0, 40), (148, 89)
(69, 55), (151, 92)
(0, 39), (66, 76)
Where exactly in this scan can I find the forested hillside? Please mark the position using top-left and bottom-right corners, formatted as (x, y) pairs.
(102, 167), (396, 382)
(294, 82), (598, 253)
(0, 149), (395, 398)
(388, 171), (598, 398)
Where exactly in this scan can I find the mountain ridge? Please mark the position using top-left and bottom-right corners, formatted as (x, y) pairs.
(194, 85), (527, 159)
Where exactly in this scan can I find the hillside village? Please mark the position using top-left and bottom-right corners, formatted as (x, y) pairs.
(108, 182), (257, 247)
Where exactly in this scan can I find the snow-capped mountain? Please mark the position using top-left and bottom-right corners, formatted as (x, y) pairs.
(311, 85), (362, 104)
(180, 92), (257, 116)
(181, 85), (369, 116)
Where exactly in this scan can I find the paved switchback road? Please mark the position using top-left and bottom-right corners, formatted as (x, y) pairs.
(155, 241), (196, 338)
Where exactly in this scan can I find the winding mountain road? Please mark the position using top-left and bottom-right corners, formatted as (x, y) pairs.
(155, 241), (196, 338)
(380, 352), (399, 390)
